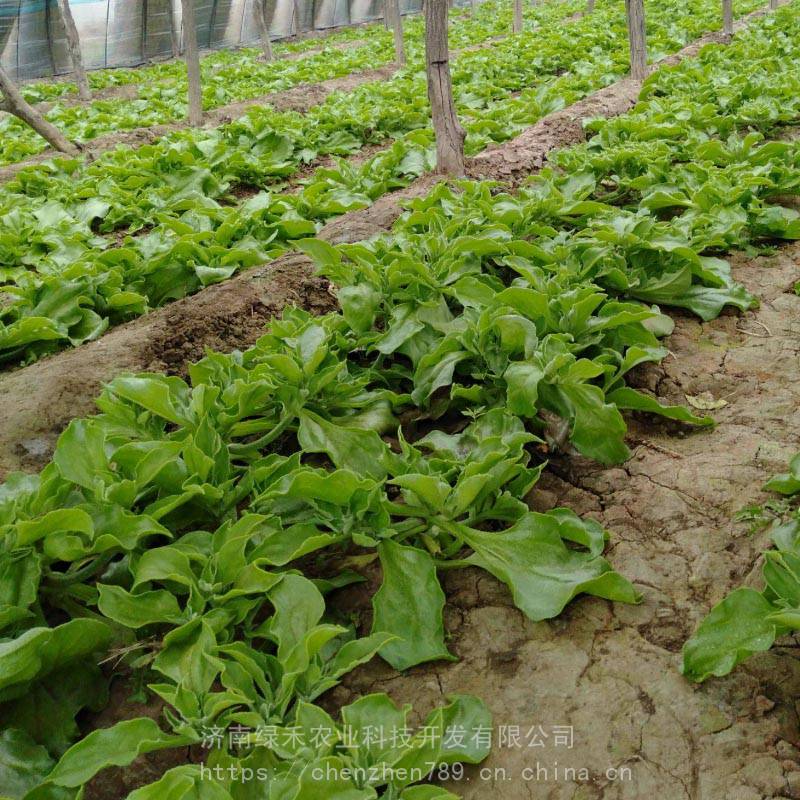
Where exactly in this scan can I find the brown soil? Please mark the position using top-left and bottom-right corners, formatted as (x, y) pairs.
(330, 244), (800, 800)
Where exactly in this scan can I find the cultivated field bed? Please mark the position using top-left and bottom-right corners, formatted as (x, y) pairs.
(1, 1), (800, 798)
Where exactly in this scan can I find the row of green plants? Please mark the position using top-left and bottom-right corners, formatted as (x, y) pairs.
(0, 0), (766, 367)
(3, 4), (800, 795)
(18, 10), (377, 104)
(0, 0), (572, 167)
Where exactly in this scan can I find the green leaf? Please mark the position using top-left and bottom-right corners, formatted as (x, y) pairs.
(126, 766), (234, 799)
(293, 757), (377, 799)
(47, 718), (194, 788)
(0, 620), (113, 704)
(0, 664), (108, 756)
(461, 512), (640, 621)
(323, 632), (396, 683)
(97, 584), (186, 628)
(540, 382), (629, 465)
(106, 375), (193, 426)
(607, 387), (713, 427)
(505, 362), (544, 417)
(372, 541), (456, 670)
(297, 411), (397, 480)
(681, 588), (779, 683)
(52, 419), (113, 491)
(436, 694), (493, 764)
(0, 729), (55, 799)
(152, 618), (222, 694)
(266, 574), (324, 659)
(764, 454), (800, 496)
(338, 284), (381, 334)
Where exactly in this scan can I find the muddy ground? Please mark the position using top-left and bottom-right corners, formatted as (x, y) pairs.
(330, 246), (800, 800)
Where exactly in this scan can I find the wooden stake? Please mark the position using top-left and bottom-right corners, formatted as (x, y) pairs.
(386, 0), (406, 66)
(425, 0), (465, 176)
(179, 0), (203, 126)
(722, 0), (733, 36)
(513, 0), (523, 32)
(0, 65), (79, 155)
(586, 0), (595, 13)
(254, 0), (274, 61)
(167, 0), (180, 57)
(625, 0), (648, 82)
(55, 0), (91, 101)
(769, 0), (779, 8)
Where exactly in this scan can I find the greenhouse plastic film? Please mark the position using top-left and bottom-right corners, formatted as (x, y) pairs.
(1, 0), (427, 81)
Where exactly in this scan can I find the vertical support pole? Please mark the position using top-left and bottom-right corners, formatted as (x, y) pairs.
(625, 0), (647, 82)
(425, 0), (465, 176)
(142, 0), (149, 63)
(513, 0), (522, 32)
(179, 0), (203, 125)
(167, 0), (180, 57)
(387, 0), (405, 65)
(254, 0), (274, 60)
(722, 0), (733, 37)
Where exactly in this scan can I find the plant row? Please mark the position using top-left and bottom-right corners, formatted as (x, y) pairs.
(0, 0), (575, 166)
(4, 5), (800, 795)
(0, 0), (767, 367)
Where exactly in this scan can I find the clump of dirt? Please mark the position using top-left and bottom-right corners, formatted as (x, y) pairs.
(143, 258), (336, 376)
